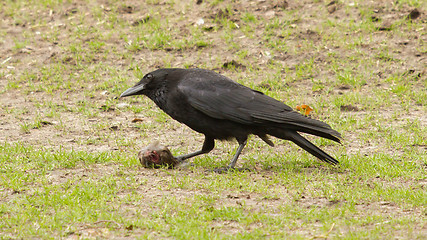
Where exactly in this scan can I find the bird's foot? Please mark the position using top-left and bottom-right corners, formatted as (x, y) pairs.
(212, 167), (251, 174)
(174, 157), (186, 163)
(172, 157), (190, 169)
(175, 161), (194, 169)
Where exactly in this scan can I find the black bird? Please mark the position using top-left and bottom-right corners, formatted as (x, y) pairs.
(120, 68), (341, 171)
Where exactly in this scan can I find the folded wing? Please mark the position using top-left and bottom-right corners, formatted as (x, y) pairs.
(178, 74), (341, 143)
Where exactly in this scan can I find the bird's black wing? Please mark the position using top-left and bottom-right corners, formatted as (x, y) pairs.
(178, 77), (273, 124)
(178, 71), (341, 142)
(179, 75), (326, 125)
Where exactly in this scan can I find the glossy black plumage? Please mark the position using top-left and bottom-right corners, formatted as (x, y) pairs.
(120, 68), (341, 170)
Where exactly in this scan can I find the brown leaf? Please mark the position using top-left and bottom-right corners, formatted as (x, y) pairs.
(131, 118), (144, 123)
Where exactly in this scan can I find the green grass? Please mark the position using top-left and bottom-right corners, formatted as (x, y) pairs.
(1, 0), (426, 239)
(1, 142), (425, 239)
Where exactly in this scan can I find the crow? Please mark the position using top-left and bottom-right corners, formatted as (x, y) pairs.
(120, 68), (341, 171)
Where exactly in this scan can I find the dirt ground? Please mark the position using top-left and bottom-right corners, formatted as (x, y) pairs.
(1, 0), (426, 151)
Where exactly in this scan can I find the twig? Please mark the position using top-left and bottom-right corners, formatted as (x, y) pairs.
(1, 57), (11, 65)
(311, 223), (335, 239)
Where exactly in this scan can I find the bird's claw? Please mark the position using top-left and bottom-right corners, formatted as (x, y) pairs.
(174, 157), (185, 163)
(212, 167), (251, 174)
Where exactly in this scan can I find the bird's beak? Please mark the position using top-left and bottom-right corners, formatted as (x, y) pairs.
(120, 83), (146, 98)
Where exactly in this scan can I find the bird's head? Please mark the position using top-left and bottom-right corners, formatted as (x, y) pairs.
(120, 69), (171, 98)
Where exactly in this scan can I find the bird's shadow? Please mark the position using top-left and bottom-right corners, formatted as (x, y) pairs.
(174, 159), (347, 174)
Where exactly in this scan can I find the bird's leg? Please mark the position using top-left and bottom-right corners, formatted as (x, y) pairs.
(213, 140), (248, 173)
(228, 140), (247, 168)
(175, 136), (214, 162)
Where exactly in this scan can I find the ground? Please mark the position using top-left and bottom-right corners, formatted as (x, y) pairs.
(0, 0), (426, 239)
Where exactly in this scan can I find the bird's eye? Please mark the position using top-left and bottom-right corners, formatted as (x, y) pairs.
(146, 74), (153, 80)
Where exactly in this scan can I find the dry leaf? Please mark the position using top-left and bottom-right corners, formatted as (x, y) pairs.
(295, 104), (313, 116)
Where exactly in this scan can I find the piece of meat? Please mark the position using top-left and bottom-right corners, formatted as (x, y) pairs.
(138, 141), (179, 168)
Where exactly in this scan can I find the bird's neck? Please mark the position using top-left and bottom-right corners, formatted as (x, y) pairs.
(148, 85), (168, 109)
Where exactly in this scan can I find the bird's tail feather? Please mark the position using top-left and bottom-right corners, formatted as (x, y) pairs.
(286, 122), (342, 143)
(274, 131), (339, 165)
